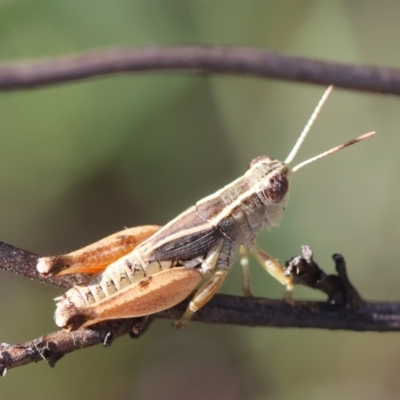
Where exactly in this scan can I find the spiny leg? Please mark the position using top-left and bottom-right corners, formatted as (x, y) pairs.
(174, 268), (228, 329)
(239, 246), (253, 297)
(37, 225), (161, 276)
(250, 246), (294, 302)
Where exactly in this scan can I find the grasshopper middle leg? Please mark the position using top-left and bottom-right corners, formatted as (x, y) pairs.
(174, 268), (228, 329)
(239, 246), (253, 297)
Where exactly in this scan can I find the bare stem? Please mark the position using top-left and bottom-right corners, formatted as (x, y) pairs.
(0, 46), (400, 94)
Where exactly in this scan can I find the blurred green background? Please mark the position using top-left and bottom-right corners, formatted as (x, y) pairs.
(0, 1), (399, 399)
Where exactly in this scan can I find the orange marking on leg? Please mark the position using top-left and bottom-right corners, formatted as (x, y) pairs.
(37, 225), (161, 276)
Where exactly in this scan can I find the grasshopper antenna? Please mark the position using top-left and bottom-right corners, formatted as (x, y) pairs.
(285, 85), (334, 165)
(292, 131), (376, 172)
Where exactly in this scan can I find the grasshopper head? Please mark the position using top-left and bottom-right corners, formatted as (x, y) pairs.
(249, 156), (291, 204)
(247, 155), (292, 227)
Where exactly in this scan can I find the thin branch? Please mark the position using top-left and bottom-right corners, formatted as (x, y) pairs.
(0, 318), (151, 374)
(0, 46), (400, 94)
(1, 242), (400, 374)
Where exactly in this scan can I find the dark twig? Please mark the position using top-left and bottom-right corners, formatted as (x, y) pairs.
(0, 318), (151, 376)
(1, 46), (400, 94)
(1, 241), (400, 374)
(285, 245), (365, 307)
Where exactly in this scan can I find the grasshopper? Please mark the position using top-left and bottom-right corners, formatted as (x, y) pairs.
(37, 86), (375, 331)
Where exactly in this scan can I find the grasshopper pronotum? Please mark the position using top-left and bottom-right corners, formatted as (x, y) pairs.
(37, 87), (375, 331)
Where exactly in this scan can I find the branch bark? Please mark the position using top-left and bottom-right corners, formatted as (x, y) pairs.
(0, 46), (400, 94)
(1, 242), (399, 375)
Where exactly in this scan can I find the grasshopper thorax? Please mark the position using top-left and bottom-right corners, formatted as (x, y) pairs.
(244, 156), (292, 229)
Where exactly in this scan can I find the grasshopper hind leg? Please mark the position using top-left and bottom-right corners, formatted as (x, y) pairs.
(37, 225), (161, 276)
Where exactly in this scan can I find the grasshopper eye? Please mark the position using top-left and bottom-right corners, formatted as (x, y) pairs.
(263, 172), (288, 203)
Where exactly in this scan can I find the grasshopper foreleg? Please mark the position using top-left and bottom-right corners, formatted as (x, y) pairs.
(250, 246), (294, 300)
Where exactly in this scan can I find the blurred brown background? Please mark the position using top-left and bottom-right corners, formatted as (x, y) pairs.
(0, 1), (399, 399)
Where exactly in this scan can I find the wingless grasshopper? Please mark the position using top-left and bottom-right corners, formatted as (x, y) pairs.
(37, 87), (375, 330)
